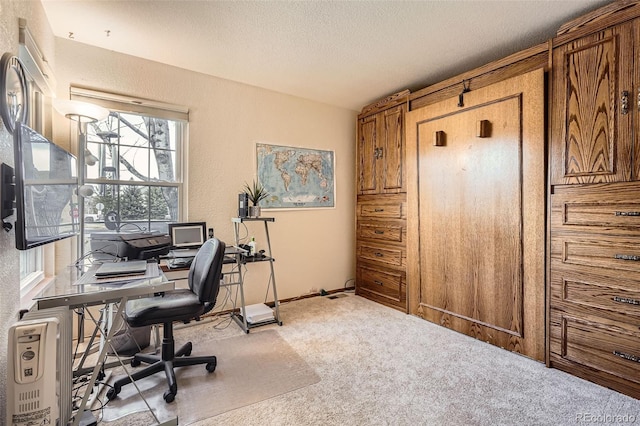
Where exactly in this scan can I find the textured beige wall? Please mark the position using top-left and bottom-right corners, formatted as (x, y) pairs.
(0, 4), (357, 419)
(0, 0), (57, 421)
(54, 38), (358, 305)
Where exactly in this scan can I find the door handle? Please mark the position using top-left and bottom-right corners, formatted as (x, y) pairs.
(613, 296), (640, 306)
(614, 254), (640, 261)
(622, 90), (630, 115)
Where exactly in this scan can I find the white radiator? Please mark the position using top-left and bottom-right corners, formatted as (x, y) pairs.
(16, 306), (73, 425)
(6, 317), (59, 426)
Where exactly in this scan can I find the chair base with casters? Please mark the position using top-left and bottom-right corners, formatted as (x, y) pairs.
(106, 238), (225, 403)
(106, 320), (217, 403)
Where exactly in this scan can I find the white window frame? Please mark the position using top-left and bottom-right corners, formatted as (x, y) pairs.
(70, 88), (190, 249)
(18, 20), (57, 306)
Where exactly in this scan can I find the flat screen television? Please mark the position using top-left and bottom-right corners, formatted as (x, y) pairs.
(13, 122), (79, 250)
(168, 222), (206, 249)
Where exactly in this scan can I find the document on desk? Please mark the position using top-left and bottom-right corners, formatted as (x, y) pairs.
(74, 262), (160, 286)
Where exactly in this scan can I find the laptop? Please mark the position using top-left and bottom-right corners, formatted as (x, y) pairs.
(94, 260), (149, 277)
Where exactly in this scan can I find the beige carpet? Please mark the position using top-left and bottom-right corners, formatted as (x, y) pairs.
(95, 294), (640, 425)
(100, 329), (320, 425)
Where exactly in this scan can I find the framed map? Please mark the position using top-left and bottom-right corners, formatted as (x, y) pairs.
(256, 143), (335, 209)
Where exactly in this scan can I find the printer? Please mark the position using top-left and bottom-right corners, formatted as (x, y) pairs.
(90, 230), (172, 261)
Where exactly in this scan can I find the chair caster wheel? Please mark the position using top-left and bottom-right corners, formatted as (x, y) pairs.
(184, 342), (192, 356)
(163, 390), (175, 403)
(130, 358), (141, 367)
(206, 359), (217, 372)
(106, 383), (121, 401)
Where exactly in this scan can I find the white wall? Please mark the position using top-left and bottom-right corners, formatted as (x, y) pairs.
(54, 38), (358, 305)
(0, 0), (57, 421)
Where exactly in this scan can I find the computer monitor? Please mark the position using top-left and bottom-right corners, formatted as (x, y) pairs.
(168, 222), (206, 249)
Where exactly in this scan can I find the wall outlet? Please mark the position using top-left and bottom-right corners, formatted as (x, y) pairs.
(309, 287), (318, 294)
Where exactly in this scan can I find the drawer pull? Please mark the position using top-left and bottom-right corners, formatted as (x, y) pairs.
(615, 254), (640, 261)
(373, 280), (384, 286)
(374, 208), (384, 212)
(613, 350), (640, 363)
(613, 296), (640, 305)
(615, 211), (640, 216)
(374, 252), (384, 257)
(374, 230), (384, 234)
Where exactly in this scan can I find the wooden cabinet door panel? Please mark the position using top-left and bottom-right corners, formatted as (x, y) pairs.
(381, 105), (405, 192)
(551, 22), (634, 184)
(358, 115), (377, 193)
(418, 97), (523, 336)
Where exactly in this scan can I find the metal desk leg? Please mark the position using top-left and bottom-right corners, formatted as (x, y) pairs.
(71, 299), (127, 426)
(263, 220), (282, 325)
(232, 222), (250, 333)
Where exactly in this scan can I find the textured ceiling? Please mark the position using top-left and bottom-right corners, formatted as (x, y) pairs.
(41, 0), (611, 111)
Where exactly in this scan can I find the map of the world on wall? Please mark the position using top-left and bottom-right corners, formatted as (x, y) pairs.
(256, 143), (335, 209)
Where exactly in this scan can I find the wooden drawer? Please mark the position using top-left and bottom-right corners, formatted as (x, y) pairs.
(357, 221), (405, 244)
(551, 235), (640, 275)
(358, 203), (403, 219)
(357, 194), (406, 220)
(357, 242), (406, 269)
(550, 262), (640, 319)
(552, 183), (640, 236)
(356, 265), (405, 304)
(550, 310), (640, 386)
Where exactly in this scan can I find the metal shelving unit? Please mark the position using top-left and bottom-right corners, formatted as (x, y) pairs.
(229, 217), (282, 333)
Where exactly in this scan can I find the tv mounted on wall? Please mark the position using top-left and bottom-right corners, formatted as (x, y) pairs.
(13, 122), (79, 250)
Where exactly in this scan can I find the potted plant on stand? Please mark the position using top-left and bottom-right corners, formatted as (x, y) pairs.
(243, 180), (268, 217)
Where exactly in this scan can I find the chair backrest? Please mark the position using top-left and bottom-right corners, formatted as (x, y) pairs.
(188, 238), (226, 306)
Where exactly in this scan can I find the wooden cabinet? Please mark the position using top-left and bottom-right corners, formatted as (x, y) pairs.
(355, 91), (409, 312)
(405, 69), (546, 361)
(355, 194), (407, 311)
(549, 183), (640, 398)
(550, 19), (636, 184)
(548, 3), (640, 399)
(357, 91), (409, 195)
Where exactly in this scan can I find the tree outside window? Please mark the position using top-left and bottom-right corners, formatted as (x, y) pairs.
(81, 111), (184, 254)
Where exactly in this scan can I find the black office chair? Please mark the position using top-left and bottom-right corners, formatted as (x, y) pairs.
(106, 238), (226, 403)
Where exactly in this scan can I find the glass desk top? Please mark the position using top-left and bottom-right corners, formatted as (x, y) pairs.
(33, 262), (174, 310)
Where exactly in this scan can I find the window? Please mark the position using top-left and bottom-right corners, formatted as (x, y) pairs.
(19, 247), (44, 294)
(18, 20), (55, 301)
(71, 89), (189, 258)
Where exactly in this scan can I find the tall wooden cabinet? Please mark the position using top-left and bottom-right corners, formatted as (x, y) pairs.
(406, 70), (546, 361)
(549, 3), (640, 399)
(355, 90), (409, 312)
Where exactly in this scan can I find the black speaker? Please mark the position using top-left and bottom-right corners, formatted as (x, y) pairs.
(238, 193), (248, 218)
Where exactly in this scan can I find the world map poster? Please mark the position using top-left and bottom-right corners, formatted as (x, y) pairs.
(256, 143), (335, 209)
